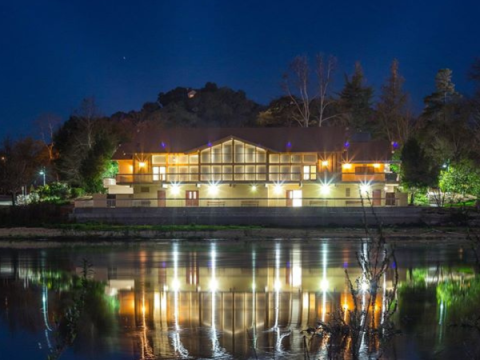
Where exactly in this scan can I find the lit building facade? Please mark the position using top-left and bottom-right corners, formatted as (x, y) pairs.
(102, 127), (405, 207)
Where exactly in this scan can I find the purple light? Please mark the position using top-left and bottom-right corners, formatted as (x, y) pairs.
(286, 141), (292, 148)
(161, 142), (166, 148)
(392, 142), (399, 149)
(391, 261), (396, 269)
(208, 142), (212, 147)
(344, 141), (350, 148)
(343, 262), (348, 268)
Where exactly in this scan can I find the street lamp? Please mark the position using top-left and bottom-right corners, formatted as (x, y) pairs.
(39, 168), (46, 186)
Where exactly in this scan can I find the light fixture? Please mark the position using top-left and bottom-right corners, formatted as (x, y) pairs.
(320, 184), (330, 195)
(209, 184), (218, 195)
(322, 160), (328, 167)
(274, 184), (282, 194)
(251, 185), (257, 192)
(139, 162), (146, 168)
(342, 163), (352, 170)
(171, 184), (180, 195)
(320, 279), (329, 292)
(171, 279), (180, 291)
(373, 163), (380, 168)
(274, 280), (281, 291)
(360, 184), (370, 194)
(209, 279), (218, 291)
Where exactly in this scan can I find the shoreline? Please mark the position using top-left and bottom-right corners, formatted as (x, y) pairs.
(0, 226), (473, 248)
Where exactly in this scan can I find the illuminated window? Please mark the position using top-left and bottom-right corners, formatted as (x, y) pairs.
(303, 165), (317, 180)
(152, 166), (166, 181)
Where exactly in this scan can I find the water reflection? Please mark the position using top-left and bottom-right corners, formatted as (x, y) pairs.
(0, 240), (478, 359)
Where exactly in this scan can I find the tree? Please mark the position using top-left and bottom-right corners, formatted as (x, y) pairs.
(157, 83), (262, 127)
(54, 98), (124, 192)
(375, 60), (412, 144)
(439, 159), (480, 203)
(281, 54), (337, 127)
(0, 137), (45, 204)
(337, 62), (374, 132)
(257, 96), (298, 127)
(314, 54), (338, 127)
(400, 137), (440, 205)
(419, 69), (472, 165)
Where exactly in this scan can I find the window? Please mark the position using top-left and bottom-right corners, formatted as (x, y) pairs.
(269, 165), (279, 181)
(269, 154), (279, 163)
(177, 155), (188, 164)
(291, 166), (301, 181)
(152, 166), (166, 181)
(189, 166), (198, 181)
(257, 149), (266, 163)
(234, 143), (244, 163)
(245, 165), (255, 180)
(303, 165), (317, 180)
(223, 143), (232, 162)
(280, 166), (290, 181)
(201, 166), (210, 181)
(291, 155), (301, 163)
(256, 165), (266, 180)
(212, 146), (222, 163)
(189, 154), (199, 164)
(355, 166), (375, 174)
(178, 166), (188, 181)
(152, 155), (166, 164)
(201, 149), (210, 163)
(245, 145), (255, 162)
(234, 165), (244, 180)
(140, 186), (150, 193)
(212, 166), (222, 181)
(303, 154), (317, 163)
(223, 166), (233, 181)
(346, 188), (351, 197)
(280, 154), (290, 163)
(168, 167), (177, 181)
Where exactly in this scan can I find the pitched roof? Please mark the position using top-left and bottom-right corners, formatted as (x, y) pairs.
(345, 140), (393, 163)
(114, 127), (348, 158)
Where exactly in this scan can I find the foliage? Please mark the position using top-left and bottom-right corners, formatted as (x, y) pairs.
(34, 182), (71, 204)
(375, 59), (412, 144)
(400, 137), (440, 204)
(54, 98), (124, 193)
(337, 62), (374, 132)
(0, 137), (47, 204)
(439, 159), (480, 202)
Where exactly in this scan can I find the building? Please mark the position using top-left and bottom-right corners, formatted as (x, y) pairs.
(99, 127), (405, 208)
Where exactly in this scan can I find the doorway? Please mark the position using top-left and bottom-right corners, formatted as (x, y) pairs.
(186, 190), (199, 207)
(157, 190), (166, 207)
(286, 190), (303, 207)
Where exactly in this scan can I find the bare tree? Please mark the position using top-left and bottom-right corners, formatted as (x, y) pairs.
(282, 54), (338, 128)
(282, 55), (311, 127)
(315, 54), (338, 127)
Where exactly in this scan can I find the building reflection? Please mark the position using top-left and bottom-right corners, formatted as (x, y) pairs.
(90, 243), (400, 358)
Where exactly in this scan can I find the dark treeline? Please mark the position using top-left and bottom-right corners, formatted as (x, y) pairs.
(1, 57), (480, 205)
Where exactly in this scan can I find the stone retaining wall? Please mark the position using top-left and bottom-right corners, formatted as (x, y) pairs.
(70, 206), (461, 227)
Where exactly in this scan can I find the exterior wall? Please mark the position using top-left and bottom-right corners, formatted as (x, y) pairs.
(107, 138), (402, 207)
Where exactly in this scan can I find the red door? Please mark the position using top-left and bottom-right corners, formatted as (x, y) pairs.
(286, 190), (293, 207)
(372, 189), (381, 206)
(157, 190), (166, 207)
(186, 190), (199, 207)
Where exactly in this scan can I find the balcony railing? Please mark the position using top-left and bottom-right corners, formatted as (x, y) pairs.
(76, 196), (402, 208)
(115, 172), (398, 184)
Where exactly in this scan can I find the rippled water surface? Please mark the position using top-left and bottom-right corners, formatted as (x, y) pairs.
(0, 238), (479, 359)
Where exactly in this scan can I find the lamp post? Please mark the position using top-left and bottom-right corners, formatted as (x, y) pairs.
(39, 168), (46, 186)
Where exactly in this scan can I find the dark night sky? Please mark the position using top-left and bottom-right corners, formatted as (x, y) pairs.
(1, 0), (479, 139)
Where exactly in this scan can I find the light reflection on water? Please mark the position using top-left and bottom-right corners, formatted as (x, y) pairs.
(0, 239), (478, 359)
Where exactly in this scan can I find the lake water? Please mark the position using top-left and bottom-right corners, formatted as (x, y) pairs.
(0, 238), (478, 359)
